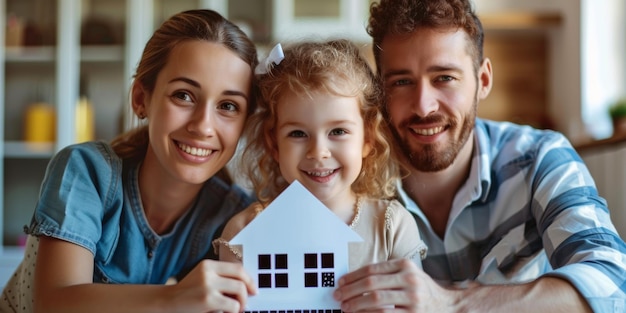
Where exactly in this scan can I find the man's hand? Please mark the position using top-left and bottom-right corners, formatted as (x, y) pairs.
(333, 258), (592, 313)
(333, 258), (457, 312)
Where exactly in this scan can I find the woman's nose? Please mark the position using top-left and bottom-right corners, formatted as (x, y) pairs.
(187, 107), (215, 136)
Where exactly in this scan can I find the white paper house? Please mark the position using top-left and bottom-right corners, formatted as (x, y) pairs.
(230, 180), (363, 310)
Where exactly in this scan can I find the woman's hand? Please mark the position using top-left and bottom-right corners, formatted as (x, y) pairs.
(172, 259), (257, 312)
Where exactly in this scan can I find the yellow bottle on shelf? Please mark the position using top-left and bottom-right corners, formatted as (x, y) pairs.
(75, 96), (95, 143)
(24, 102), (56, 142)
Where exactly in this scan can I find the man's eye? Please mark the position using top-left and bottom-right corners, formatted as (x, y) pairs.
(392, 79), (411, 86)
(436, 75), (455, 82)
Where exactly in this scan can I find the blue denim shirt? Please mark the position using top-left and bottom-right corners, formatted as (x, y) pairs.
(26, 141), (253, 284)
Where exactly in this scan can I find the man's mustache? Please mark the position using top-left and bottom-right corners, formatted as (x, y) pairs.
(397, 114), (450, 128)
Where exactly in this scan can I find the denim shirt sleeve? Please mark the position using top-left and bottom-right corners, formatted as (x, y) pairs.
(26, 141), (123, 255)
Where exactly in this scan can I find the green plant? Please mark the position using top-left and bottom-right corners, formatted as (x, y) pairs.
(609, 98), (626, 118)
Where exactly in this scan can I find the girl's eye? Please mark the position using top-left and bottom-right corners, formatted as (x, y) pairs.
(218, 101), (239, 112)
(288, 130), (307, 138)
(329, 128), (347, 136)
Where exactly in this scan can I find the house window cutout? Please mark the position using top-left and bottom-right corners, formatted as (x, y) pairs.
(304, 253), (317, 268)
(258, 253), (289, 288)
(304, 252), (336, 288)
(321, 253), (334, 268)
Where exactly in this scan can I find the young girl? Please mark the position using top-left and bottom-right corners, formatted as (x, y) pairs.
(214, 39), (426, 272)
(1, 10), (258, 313)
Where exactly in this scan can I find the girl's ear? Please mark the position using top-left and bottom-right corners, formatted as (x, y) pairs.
(131, 82), (148, 118)
(362, 140), (373, 158)
(362, 125), (374, 157)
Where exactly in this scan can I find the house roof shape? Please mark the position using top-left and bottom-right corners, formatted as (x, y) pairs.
(230, 180), (363, 250)
(229, 180), (364, 310)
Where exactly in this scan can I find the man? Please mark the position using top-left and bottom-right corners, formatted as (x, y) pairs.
(333, 0), (626, 312)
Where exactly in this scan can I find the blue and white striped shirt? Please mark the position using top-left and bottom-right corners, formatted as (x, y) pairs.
(397, 119), (626, 312)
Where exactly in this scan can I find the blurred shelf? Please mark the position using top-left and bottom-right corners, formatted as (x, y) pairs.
(480, 12), (562, 31)
(575, 132), (626, 153)
(3, 141), (54, 159)
(4, 45), (124, 63)
(80, 45), (124, 62)
(4, 46), (54, 62)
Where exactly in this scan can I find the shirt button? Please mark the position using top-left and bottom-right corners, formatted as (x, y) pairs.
(148, 251), (154, 258)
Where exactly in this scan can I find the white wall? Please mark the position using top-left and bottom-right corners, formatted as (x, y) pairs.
(581, 0), (626, 139)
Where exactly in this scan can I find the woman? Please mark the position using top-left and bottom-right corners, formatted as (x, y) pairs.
(1, 9), (258, 312)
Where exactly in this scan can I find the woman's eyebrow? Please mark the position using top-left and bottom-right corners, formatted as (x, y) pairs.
(169, 77), (248, 101)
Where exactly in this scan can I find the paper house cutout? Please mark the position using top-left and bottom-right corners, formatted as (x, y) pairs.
(230, 180), (363, 310)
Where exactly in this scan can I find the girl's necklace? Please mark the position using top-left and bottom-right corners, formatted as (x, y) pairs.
(349, 196), (362, 228)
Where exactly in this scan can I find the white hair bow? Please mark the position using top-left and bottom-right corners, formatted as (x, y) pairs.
(255, 43), (284, 75)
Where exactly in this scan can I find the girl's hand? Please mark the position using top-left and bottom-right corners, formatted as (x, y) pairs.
(172, 259), (257, 312)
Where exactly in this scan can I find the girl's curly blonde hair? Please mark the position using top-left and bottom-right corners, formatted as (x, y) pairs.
(241, 39), (399, 205)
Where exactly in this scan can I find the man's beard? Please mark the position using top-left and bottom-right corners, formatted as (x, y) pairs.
(392, 102), (476, 172)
